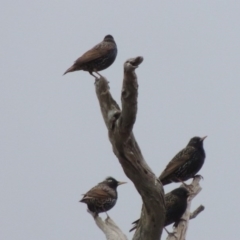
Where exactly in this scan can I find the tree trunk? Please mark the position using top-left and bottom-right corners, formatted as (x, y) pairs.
(94, 56), (165, 240)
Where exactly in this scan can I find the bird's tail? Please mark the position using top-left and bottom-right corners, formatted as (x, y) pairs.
(79, 194), (85, 202)
(129, 219), (139, 232)
(159, 178), (171, 186)
(63, 65), (76, 75)
(129, 225), (137, 232)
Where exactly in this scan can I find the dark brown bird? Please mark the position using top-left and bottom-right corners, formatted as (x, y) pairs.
(63, 35), (117, 77)
(129, 187), (189, 232)
(160, 136), (207, 185)
(80, 177), (126, 214)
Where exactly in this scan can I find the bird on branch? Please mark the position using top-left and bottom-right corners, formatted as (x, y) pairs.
(80, 177), (126, 214)
(130, 187), (190, 232)
(159, 136), (207, 186)
(63, 35), (117, 78)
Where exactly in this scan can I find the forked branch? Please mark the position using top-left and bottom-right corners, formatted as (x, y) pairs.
(94, 57), (165, 240)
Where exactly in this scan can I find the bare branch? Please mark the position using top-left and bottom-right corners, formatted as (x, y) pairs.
(166, 176), (202, 240)
(88, 210), (128, 240)
(120, 57), (143, 135)
(190, 205), (205, 220)
(94, 77), (121, 130)
(94, 57), (165, 240)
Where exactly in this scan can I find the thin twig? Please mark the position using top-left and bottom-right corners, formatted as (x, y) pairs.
(190, 205), (205, 220)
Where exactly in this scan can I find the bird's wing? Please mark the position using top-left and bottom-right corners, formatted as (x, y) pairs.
(81, 186), (113, 201)
(159, 147), (195, 180)
(75, 43), (114, 65)
(165, 192), (177, 208)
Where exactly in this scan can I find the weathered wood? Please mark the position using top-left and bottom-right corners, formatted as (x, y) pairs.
(88, 210), (128, 240)
(166, 176), (203, 240)
(94, 56), (165, 240)
(190, 205), (205, 220)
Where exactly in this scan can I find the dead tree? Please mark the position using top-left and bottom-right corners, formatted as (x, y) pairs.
(85, 56), (204, 240)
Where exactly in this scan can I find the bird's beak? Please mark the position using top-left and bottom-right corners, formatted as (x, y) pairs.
(200, 136), (207, 141)
(117, 181), (127, 186)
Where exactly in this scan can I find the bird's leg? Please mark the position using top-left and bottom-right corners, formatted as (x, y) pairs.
(103, 205), (109, 219)
(176, 178), (189, 187)
(87, 209), (98, 219)
(164, 227), (177, 238)
(89, 71), (99, 79)
(105, 211), (109, 219)
(177, 178), (195, 193)
(95, 71), (103, 78)
(102, 205), (109, 219)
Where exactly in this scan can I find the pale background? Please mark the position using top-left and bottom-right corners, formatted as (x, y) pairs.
(1, 1), (239, 239)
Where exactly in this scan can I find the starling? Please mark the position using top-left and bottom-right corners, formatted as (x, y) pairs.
(129, 187), (189, 232)
(159, 136), (207, 185)
(63, 35), (117, 77)
(79, 177), (126, 214)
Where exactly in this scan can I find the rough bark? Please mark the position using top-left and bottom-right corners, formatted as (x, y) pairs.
(166, 176), (204, 240)
(94, 56), (165, 240)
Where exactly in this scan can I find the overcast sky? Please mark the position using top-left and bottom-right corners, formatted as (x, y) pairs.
(1, 1), (240, 239)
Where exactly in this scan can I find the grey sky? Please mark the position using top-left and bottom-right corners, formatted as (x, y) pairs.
(1, 1), (240, 239)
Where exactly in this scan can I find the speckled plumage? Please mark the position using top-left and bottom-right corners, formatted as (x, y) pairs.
(129, 187), (189, 232)
(63, 35), (117, 77)
(160, 136), (207, 185)
(80, 177), (126, 214)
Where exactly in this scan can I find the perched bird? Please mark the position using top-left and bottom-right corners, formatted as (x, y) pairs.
(63, 35), (117, 77)
(80, 177), (126, 214)
(129, 187), (189, 232)
(159, 136), (207, 185)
